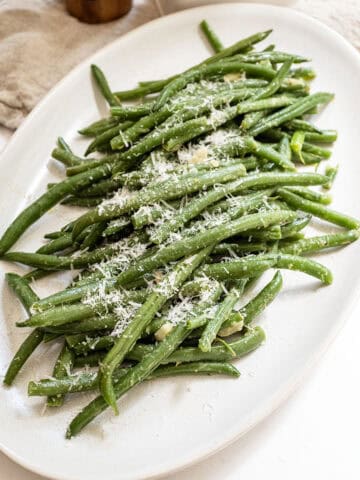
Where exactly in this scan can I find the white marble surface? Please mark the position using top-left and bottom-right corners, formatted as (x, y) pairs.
(1, 1), (360, 478)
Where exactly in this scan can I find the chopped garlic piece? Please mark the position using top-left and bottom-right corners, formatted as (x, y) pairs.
(155, 323), (174, 341)
(218, 317), (244, 337)
(154, 270), (164, 284)
(189, 146), (208, 164)
(223, 72), (245, 82)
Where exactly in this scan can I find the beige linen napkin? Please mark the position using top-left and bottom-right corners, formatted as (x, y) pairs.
(0, 0), (159, 129)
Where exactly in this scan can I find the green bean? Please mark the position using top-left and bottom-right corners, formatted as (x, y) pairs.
(91, 64), (120, 107)
(202, 253), (332, 284)
(299, 151), (324, 165)
(279, 230), (359, 255)
(302, 142), (331, 159)
(284, 119), (321, 133)
(138, 77), (267, 92)
(110, 103), (154, 120)
(81, 221), (107, 249)
(44, 314), (119, 335)
(211, 241), (268, 256)
(278, 136), (292, 163)
(85, 121), (133, 155)
(4, 243), (131, 270)
(44, 231), (63, 240)
(304, 130), (337, 143)
(216, 189), (275, 217)
(0, 163), (112, 255)
(5, 272), (39, 313)
(36, 233), (73, 255)
(62, 196), (104, 207)
(200, 20), (224, 53)
(227, 51), (308, 65)
(243, 215), (311, 241)
(57, 137), (72, 153)
(79, 117), (121, 137)
(160, 326), (265, 364)
(30, 370), (109, 396)
(285, 186), (331, 205)
(67, 334), (114, 354)
(21, 286), (148, 327)
(323, 165), (338, 190)
(243, 136), (295, 170)
(279, 77), (309, 93)
(18, 304), (100, 328)
(241, 110), (270, 131)
(3, 329), (44, 386)
(23, 269), (52, 281)
(290, 130), (305, 163)
(151, 361), (239, 378)
(32, 280), (146, 311)
(3, 274), (43, 386)
(131, 202), (179, 230)
(6, 228), (150, 270)
(244, 224), (282, 241)
(199, 281), (246, 352)
(291, 67), (316, 80)
(74, 351), (105, 368)
(28, 361), (239, 397)
(254, 58), (293, 101)
(76, 177), (125, 198)
(219, 271), (282, 336)
(52, 148), (83, 167)
(114, 79), (171, 101)
(47, 344), (75, 407)
(278, 188), (359, 230)
(102, 217), (131, 237)
(249, 93), (334, 136)
(110, 109), (179, 152)
(99, 247), (213, 413)
(276, 214), (311, 238)
(262, 44), (275, 52)
(66, 154), (123, 176)
(43, 333), (62, 343)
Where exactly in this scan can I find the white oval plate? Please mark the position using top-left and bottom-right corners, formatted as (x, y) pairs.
(1, 4), (360, 480)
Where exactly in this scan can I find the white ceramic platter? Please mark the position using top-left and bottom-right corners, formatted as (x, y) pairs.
(1, 4), (360, 480)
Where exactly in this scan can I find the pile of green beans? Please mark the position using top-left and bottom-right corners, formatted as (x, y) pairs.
(1, 21), (359, 438)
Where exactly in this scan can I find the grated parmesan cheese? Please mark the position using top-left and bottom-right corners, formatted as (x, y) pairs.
(97, 187), (134, 215)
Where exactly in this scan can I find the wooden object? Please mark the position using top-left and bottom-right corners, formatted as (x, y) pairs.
(66, 0), (132, 23)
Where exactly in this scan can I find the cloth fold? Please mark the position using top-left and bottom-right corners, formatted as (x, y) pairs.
(0, 0), (159, 129)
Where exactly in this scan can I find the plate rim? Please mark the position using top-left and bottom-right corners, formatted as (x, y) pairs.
(1, 3), (360, 480)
